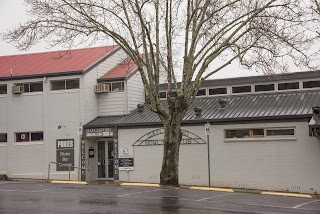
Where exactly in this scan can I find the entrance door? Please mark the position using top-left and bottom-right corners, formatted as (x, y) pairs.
(97, 140), (114, 179)
(97, 141), (106, 178)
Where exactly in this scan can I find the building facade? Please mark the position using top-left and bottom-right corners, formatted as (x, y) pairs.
(1, 46), (320, 194)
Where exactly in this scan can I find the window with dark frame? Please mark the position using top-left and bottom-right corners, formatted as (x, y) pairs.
(196, 89), (206, 96)
(0, 133), (7, 142)
(303, 80), (320, 89)
(110, 82), (124, 91)
(0, 84), (7, 94)
(51, 79), (80, 90)
(232, 86), (251, 94)
(159, 91), (166, 99)
(16, 82), (43, 93)
(255, 84), (275, 92)
(225, 128), (295, 139)
(225, 129), (264, 138)
(209, 87), (227, 95)
(266, 129), (294, 136)
(278, 82), (299, 90)
(15, 132), (43, 142)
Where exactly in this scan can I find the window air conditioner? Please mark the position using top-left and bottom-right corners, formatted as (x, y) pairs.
(94, 84), (110, 93)
(12, 85), (24, 94)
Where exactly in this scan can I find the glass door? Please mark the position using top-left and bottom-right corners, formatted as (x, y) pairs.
(97, 141), (106, 178)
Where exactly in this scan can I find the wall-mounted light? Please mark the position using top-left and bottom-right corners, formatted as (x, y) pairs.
(58, 125), (66, 129)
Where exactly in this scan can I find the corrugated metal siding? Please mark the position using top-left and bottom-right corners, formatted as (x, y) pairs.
(85, 91), (320, 127)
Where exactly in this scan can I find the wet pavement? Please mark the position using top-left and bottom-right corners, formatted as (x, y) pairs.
(0, 181), (320, 213)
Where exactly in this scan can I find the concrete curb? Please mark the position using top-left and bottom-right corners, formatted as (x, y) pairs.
(120, 182), (160, 187)
(190, 186), (234, 192)
(261, 191), (312, 198)
(51, 180), (88, 185)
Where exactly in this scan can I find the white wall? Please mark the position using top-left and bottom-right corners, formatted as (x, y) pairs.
(98, 92), (126, 116)
(118, 126), (208, 185)
(118, 121), (320, 194)
(0, 95), (8, 174)
(96, 49), (127, 78)
(127, 72), (145, 112)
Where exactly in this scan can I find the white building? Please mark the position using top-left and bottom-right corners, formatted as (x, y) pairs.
(1, 46), (320, 194)
(0, 46), (145, 180)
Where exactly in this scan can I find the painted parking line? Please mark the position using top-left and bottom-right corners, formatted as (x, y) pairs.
(0, 189), (49, 193)
(293, 200), (320, 209)
(117, 189), (163, 197)
(196, 193), (235, 201)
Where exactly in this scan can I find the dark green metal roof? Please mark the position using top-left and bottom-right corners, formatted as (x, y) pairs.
(84, 90), (320, 128)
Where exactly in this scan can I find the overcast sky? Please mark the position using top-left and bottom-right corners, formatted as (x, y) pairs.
(1, 0), (316, 79)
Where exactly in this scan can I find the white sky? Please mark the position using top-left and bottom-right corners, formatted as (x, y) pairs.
(0, 0), (316, 79)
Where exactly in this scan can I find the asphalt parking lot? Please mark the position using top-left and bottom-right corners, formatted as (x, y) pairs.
(0, 181), (320, 214)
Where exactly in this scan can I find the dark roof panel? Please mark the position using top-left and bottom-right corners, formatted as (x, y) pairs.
(85, 90), (320, 128)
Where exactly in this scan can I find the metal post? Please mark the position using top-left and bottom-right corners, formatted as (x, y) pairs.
(207, 134), (211, 187)
(68, 165), (71, 181)
(205, 122), (211, 187)
(47, 162), (51, 182)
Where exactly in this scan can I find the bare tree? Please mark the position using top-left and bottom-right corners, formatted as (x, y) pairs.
(3, 0), (319, 186)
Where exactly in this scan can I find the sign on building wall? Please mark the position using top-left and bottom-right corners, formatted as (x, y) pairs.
(80, 141), (86, 181)
(85, 128), (113, 137)
(133, 128), (206, 146)
(56, 139), (74, 171)
(113, 138), (119, 180)
(119, 147), (134, 171)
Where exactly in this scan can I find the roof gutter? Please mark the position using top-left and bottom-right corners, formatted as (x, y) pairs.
(0, 70), (84, 81)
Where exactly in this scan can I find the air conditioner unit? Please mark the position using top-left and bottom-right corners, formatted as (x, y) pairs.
(12, 85), (24, 94)
(94, 84), (110, 93)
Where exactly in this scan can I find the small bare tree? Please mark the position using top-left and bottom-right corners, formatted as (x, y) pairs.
(3, 0), (319, 186)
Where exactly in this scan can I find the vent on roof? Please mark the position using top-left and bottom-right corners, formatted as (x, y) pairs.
(137, 104), (144, 112)
(94, 84), (110, 93)
(194, 107), (202, 117)
(219, 98), (227, 109)
(12, 85), (24, 94)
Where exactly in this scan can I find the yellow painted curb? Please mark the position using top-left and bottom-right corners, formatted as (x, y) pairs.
(51, 180), (88, 185)
(261, 191), (312, 198)
(121, 183), (160, 187)
(190, 186), (234, 192)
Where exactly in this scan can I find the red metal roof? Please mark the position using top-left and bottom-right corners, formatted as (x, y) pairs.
(101, 57), (138, 79)
(0, 46), (119, 78)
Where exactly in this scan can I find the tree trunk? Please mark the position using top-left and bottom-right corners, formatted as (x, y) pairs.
(160, 118), (183, 186)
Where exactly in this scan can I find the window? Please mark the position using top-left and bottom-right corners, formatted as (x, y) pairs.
(110, 82), (124, 91)
(16, 132), (43, 142)
(0, 133), (7, 142)
(0, 84), (7, 94)
(232, 86), (251, 94)
(255, 84), (274, 92)
(278, 82), (299, 90)
(51, 79), (79, 90)
(209, 87), (227, 95)
(266, 129), (294, 136)
(225, 128), (295, 139)
(225, 129), (264, 138)
(16, 82), (43, 93)
(303, 80), (320, 89)
(159, 92), (166, 99)
(196, 89), (206, 97)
